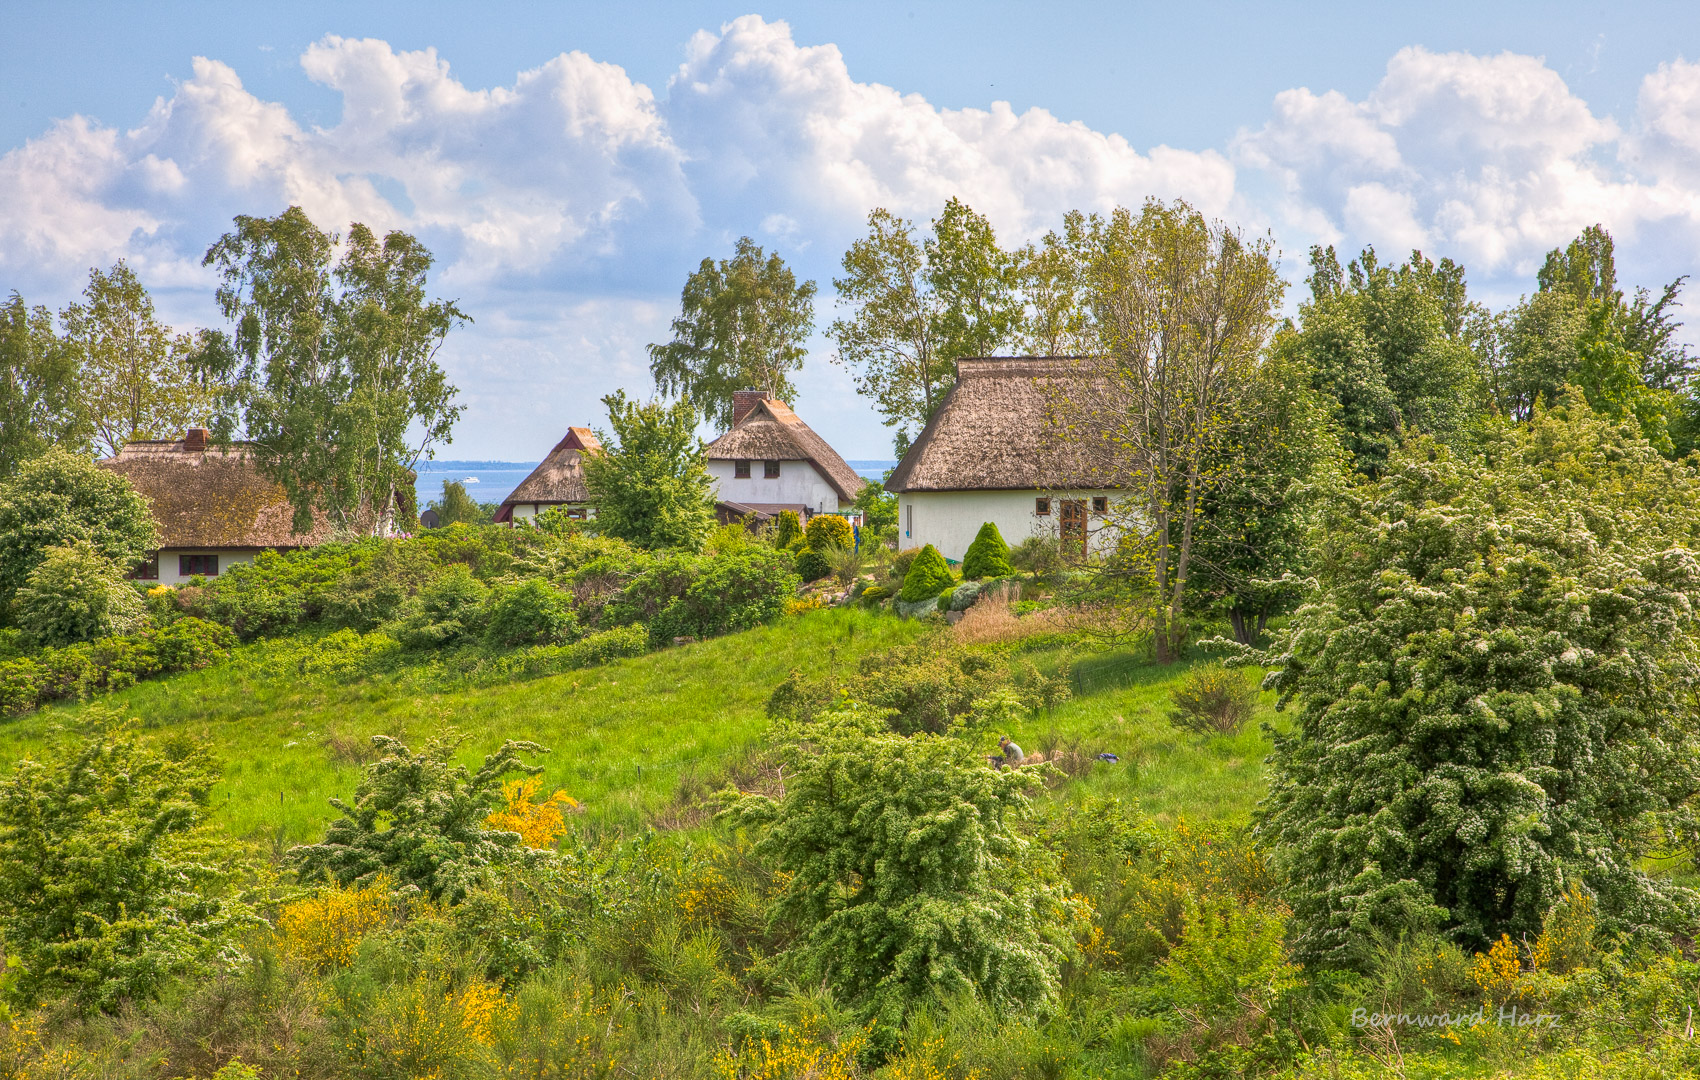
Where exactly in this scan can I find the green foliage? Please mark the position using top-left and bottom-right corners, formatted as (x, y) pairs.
(898, 543), (954, 602)
(290, 732), (551, 902)
(1161, 895), (1300, 1021)
(392, 565), (489, 648)
(0, 291), (89, 478)
(483, 580), (577, 647)
(0, 718), (253, 1011)
(427, 479), (486, 526)
(722, 707), (1079, 1031)
(581, 390), (716, 551)
(0, 446), (157, 614)
(852, 479), (897, 533)
(793, 547), (831, 583)
(960, 522), (1013, 580)
(651, 547), (799, 644)
(1293, 244), (1484, 477)
(803, 514), (853, 552)
(196, 206), (466, 535)
(772, 509), (802, 549)
(12, 540), (149, 646)
(1008, 535), (1062, 578)
(647, 236), (817, 430)
(1166, 663), (1257, 735)
(1256, 401), (1700, 966)
(499, 623), (650, 678)
(0, 617), (235, 717)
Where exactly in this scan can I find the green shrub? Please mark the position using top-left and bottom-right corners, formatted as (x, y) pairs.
(1167, 664), (1256, 734)
(601, 552), (700, 628)
(859, 584), (892, 605)
(773, 510), (803, 549)
(1009, 536), (1062, 578)
(0, 447), (158, 612)
(960, 522), (1013, 580)
(651, 548), (800, 643)
(0, 617), (235, 717)
(322, 543), (437, 630)
(0, 719), (255, 1012)
(793, 547), (832, 583)
(290, 732), (554, 903)
(484, 580), (578, 647)
(392, 566), (489, 648)
(898, 544), (954, 602)
(803, 514), (853, 552)
(560, 623), (649, 666)
(1160, 896), (1300, 1021)
(12, 540), (149, 646)
(0, 656), (43, 715)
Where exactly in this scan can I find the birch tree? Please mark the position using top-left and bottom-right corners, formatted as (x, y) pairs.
(1079, 200), (1284, 663)
(196, 207), (467, 536)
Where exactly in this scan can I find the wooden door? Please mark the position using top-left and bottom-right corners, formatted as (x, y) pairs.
(1060, 499), (1087, 558)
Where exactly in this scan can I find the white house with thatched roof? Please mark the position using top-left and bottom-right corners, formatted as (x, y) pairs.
(884, 357), (1120, 562)
(494, 427), (601, 525)
(97, 428), (335, 585)
(704, 390), (863, 523)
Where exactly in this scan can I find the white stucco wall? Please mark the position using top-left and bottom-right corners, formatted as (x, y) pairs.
(509, 502), (591, 523)
(136, 549), (258, 587)
(707, 459), (845, 513)
(897, 490), (1121, 563)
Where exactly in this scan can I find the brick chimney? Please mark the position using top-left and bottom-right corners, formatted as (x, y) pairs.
(731, 389), (772, 427)
(183, 427), (208, 451)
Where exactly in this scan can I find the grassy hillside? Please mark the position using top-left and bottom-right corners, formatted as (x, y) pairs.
(0, 609), (1272, 847)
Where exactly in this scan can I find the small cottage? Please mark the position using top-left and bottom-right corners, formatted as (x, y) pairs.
(885, 357), (1119, 562)
(97, 428), (333, 585)
(493, 427), (601, 525)
(705, 390), (863, 523)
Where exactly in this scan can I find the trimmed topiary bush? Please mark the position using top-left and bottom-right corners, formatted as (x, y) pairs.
(898, 544), (954, 602)
(804, 514), (853, 552)
(961, 522), (1013, 580)
(794, 547), (832, 583)
(773, 510), (803, 550)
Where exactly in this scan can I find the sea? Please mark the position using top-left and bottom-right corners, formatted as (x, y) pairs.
(414, 458), (898, 506)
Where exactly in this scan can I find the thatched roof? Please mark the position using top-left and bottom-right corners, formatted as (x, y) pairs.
(98, 438), (334, 548)
(886, 357), (1115, 493)
(704, 398), (862, 504)
(493, 427), (601, 523)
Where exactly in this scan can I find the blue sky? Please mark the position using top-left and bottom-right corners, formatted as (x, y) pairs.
(6, 2), (1700, 458)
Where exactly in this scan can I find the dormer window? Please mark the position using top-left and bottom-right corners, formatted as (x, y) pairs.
(764, 460), (781, 478)
(734, 459), (751, 479)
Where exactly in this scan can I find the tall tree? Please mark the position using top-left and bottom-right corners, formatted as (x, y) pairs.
(62, 261), (209, 458)
(829, 199), (1024, 455)
(1291, 245), (1486, 477)
(648, 237), (817, 430)
(1077, 199), (1286, 663)
(0, 293), (86, 477)
(580, 391), (716, 551)
(196, 207), (467, 536)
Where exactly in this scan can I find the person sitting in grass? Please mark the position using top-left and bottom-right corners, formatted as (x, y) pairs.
(993, 734), (1025, 770)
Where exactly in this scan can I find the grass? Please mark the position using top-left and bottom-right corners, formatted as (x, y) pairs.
(0, 609), (1277, 848)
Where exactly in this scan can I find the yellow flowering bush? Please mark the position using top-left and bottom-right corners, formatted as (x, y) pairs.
(1470, 933), (1524, 1004)
(277, 878), (393, 971)
(484, 776), (578, 850)
(714, 1023), (868, 1080)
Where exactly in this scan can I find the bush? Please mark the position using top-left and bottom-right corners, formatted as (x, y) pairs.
(322, 543), (437, 630)
(1009, 535), (1063, 578)
(961, 522), (1013, 580)
(11, 540), (149, 646)
(773, 509), (803, 549)
(0, 720), (255, 1011)
(897, 544), (954, 602)
(484, 580), (578, 647)
(0, 447), (158, 612)
(804, 514), (853, 552)
(794, 547), (832, 583)
(277, 878), (395, 971)
(1167, 664), (1256, 734)
(392, 565), (489, 648)
(859, 584), (892, 605)
(0, 617), (235, 718)
(652, 548), (801, 643)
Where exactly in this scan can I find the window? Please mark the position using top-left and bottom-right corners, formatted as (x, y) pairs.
(905, 502), (913, 538)
(764, 460), (781, 479)
(128, 553), (159, 581)
(734, 459), (751, 479)
(1061, 500), (1088, 557)
(179, 553), (218, 578)
(1092, 496), (1108, 514)
(1035, 497), (1051, 516)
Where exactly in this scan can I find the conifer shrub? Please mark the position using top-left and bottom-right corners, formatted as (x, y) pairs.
(897, 544), (953, 602)
(960, 522), (1013, 580)
(803, 514), (853, 552)
(773, 510), (803, 549)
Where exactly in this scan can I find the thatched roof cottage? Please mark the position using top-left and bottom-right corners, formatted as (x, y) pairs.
(705, 390), (863, 523)
(97, 428), (334, 585)
(493, 427), (602, 525)
(885, 357), (1119, 562)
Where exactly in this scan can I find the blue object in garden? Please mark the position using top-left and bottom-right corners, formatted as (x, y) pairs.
(1096, 752), (1120, 762)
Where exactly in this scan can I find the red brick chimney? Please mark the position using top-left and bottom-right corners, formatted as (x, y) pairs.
(183, 427), (209, 451)
(731, 388), (771, 426)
